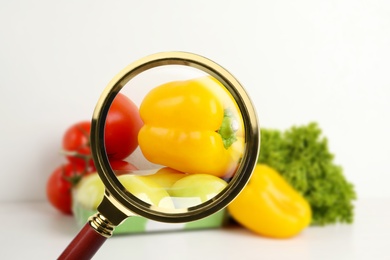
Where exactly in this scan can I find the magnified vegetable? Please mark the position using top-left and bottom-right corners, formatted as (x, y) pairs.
(138, 76), (244, 178)
(104, 93), (144, 160)
(170, 174), (228, 207)
(143, 167), (186, 194)
(228, 164), (312, 238)
(118, 174), (175, 208)
(109, 160), (138, 175)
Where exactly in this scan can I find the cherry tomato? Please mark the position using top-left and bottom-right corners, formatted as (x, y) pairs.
(104, 93), (143, 160)
(46, 163), (87, 215)
(62, 121), (94, 169)
(110, 160), (138, 175)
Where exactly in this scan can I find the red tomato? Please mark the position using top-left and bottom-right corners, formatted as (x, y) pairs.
(104, 93), (143, 160)
(62, 121), (94, 169)
(46, 163), (86, 215)
(110, 160), (138, 175)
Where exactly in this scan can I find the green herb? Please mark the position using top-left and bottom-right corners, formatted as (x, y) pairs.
(258, 122), (356, 225)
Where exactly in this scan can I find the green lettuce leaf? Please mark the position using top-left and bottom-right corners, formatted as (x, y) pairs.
(258, 122), (356, 225)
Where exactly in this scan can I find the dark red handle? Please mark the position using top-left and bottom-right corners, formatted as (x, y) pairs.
(58, 223), (107, 260)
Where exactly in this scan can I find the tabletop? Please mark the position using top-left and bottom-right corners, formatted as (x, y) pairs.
(0, 198), (388, 260)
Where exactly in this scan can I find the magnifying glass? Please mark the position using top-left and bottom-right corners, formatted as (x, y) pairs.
(58, 52), (260, 259)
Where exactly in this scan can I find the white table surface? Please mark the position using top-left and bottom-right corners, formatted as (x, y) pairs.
(0, 199), (389, 260)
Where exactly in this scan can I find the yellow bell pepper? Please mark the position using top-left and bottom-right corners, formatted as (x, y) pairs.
(228, 164), (312, 238)
(138, 76), (244, 178)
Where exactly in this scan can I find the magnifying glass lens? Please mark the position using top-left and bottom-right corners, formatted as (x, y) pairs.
(59, 53), (259, 260)
(107, 65), (245, 213)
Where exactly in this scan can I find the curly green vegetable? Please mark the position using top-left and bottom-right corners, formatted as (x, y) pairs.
(258, 122), (356, 225)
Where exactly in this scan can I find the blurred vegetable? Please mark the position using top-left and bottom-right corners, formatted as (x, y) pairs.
(73, 172), (104, 210)
(62, 121), (94, 169)
(73, 172), (175, 210)
(258, 122), (356, 225)
(49, 94), (142, 215)
(138, 76), (243, 178)
(47, 163), (91, 214)
(228, 164), (311, 238)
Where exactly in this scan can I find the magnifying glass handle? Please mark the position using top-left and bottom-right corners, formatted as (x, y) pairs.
(58, 198), (127, 259)
(58, 223), (107, 260)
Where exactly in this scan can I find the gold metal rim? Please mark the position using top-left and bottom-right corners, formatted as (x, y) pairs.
(90, 51), (260, 223)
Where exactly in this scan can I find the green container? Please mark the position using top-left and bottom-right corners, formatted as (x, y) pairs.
(72, 202), (228, 235)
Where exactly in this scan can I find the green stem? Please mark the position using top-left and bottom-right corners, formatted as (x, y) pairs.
(217, 109), (238, 149)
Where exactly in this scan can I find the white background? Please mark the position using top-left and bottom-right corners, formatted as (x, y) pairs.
(1, 0), (389, 202)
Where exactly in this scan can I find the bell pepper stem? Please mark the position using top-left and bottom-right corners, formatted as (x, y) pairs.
(217, 109), (238, 149)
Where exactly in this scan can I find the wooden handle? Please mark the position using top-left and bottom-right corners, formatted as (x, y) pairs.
(58, 223), (107, 260)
